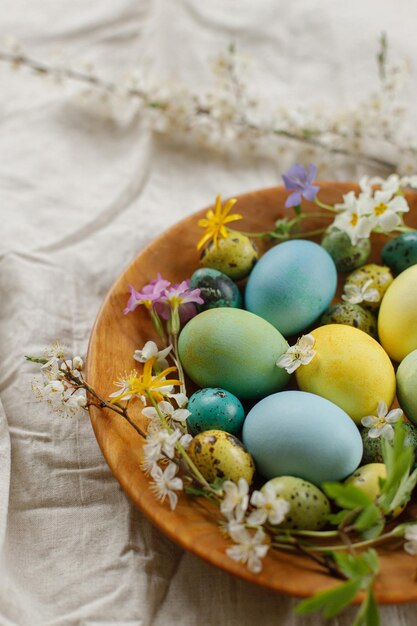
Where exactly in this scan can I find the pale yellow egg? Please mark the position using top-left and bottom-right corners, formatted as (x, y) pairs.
(378, 264), (417, 362)
(296, 324), (396, 424)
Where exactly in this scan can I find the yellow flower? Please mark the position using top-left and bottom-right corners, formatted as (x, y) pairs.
(110, 359), (182, 404)
(197, 194), (242, 250)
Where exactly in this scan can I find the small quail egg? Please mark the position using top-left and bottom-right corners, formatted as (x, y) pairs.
(320, 302), (377, 338)
(261, 476), (330, 530)
(345, 463), (386, 501)
(321, 229), (371, 272)
(200, 233), (259, 281)
(344, 264), (394, 310)
(187, 388), (245, 436)
(189, 268), (242, 311)
(361, 421), (417, 464)
(188, 429), (255, 484)
(382, 232), (417, 275)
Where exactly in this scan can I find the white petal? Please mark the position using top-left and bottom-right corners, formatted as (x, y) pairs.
(380, 424), (394, 440)
(158, 401), (173, 416)
(368, 428), (382, 439)
(361, 415), (375, 428)
(363, 288), (380, 303)
(378, 211), (401, 232)
(250, 490), (265, 508)
(167, 490), (178, 510)
(404, 541), (417, 555)
(142, 407), (158, 419)
(298, 334), (315, 350)
(386, 409), (403, 424)
(377, 401), (388, 418)
(247, 509), (267, 526)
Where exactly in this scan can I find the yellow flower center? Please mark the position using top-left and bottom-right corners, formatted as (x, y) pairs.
(350, 213), (359, 227)
(374, 202), (387, 216)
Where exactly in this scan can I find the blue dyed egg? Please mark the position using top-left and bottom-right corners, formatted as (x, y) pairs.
(189, 268), (242, 311)
(242, 391), (363, 485)
(382, 232), (417, 274)
(187, 388), (245, 436)
(245, 240), (337, 336)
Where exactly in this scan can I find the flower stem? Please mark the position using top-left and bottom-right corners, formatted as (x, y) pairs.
(170, 333), (186, 396)
(314, 197), (339, 212)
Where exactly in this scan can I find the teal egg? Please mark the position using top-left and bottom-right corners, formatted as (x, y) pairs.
(189, 268), (242, 311)
(178, 308), (289, 400)
(187, 388), (245, 435)
(242, 391), (363, 485)
(382, 232), (417, 274)
(397, 350), (417, 426)
(245, 240), (337, 336)
(320, 302), (377, 338)
(361, 420), (417, 464)
(321, 229), (371, 272)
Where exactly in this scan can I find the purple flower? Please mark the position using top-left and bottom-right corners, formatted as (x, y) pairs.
(124, 274), (171, 315)
(156, 280), (204, 322)
(282, 163), (320, 208)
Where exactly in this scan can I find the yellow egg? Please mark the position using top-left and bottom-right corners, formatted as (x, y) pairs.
(200, 233), (259, 280)
(296, 325), (396, 424)
(378, 264), (417, 362)
(344, 263), (393, 310)
(188, 429), (255, 485)
(345, 463), (386, 500)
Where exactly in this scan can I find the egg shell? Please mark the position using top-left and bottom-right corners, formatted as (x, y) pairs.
(320, 302), (377, 338)
(296, 324), (396, 423)
(242, 391), (363, 485)
(261, 476), (330, 530)
(321, 229), (370, 272)
(189, 268), (242, 311)
(200, 233), (258, 281)
(382, 231), (417, 274)
(187, 387), (245, 436)
(361, 421), (417, 464)
(345, 463), (386, 501)
(397, 350), (417, 426)
(344, 264), (393, 310)
(378, 264), (417, 362)
(188, 429), (255, 484)
(178, 308), (289, 400)
(245, 239), (337, 336)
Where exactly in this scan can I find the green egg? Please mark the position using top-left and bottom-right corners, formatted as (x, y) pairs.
(344, 264), (394, 310)
(189, 268), (242, 311)
(382, 232), (417, 274)
(320, 302), (377, 338)
(397, 350), (417, 426)
(178, 308), (289, 401)
(261, 476), (330, 530)
(188, 429), (255, 484)
(200, 232), (259, 281)
(361, 421), (417, 464)
(321, 229), (371, 272)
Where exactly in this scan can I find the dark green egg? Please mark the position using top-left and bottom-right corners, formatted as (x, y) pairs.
(321, 229), (370, 272)
(189, 268), (242, 311)
(382, 231), (417, 274)
(320, 302), (377, 338)
(361, 421), (417, 464)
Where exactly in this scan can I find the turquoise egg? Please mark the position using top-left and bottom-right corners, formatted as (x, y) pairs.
(245, 240), (337, 336)
(397, 350), (417, 426)
(382, 232), (417, 274)
(178, 308), (289, 400)
(189, 268), (242, 311)
(242, 391), (363, 485)
(321, 229), (371, 272)
(320, 302), (377, 338)
(187, 388), (245, 436)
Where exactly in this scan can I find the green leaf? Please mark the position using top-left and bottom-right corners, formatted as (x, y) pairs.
(323, 482), (373, 510)
(334, 550), (379, 580)
(295, 578), (362, 618)
(354, 505), (381, 532)
(326, 510), (350, 526)
(360, 519), (385, 541)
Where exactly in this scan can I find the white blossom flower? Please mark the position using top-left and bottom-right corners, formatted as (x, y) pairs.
(247, 484), (290, 526)
(220, 478), (249, 522)
(360, 174), (401, 195)
(179, 433), (193, 449)
(108, 373), (134, 401)
(332, 191), (376, 245)
(167, 392), (189, 408)
(400, 175), (417, 189)
(404, 525), (417, 555)
(142, 400), (190, 429)
(361, 401), (403, 440)
(368, 189), (409, 232)
(150, 462), (183, 510)
(144, 427), (182, 460)
(72, 356), (84, 371)
(342, 278), (380, 305)
(226, 526), (269, 573)
(43, 380), (65, 397)
(276, 334), (316, 374)
(134, 341), (172, 371)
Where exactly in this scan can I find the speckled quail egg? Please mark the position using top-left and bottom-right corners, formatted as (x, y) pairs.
(344, 264), (393, 310)
(188, 429), (255, 484)
(200, 233), (259, 281)
(187, 388), (245, 436)
(382, 231), (417, 275)
(361, 421), (417, 464)
(189, 268), (242, 311)
(345, 463), (386, 501)
(261, 476), (330, 530)
(321, 229), (371, 272)
(320, 302), (377, 338)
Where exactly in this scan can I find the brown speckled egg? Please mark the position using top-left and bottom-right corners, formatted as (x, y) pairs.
(188, 429), (255, 484)
(320, 302), (377, 338)
(344, 264), (393, 310)
(200, 233), (258, 281)
(262, 476), (330, 530)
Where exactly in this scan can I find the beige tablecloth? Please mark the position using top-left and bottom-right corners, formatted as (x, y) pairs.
(1, 1), (417, 624)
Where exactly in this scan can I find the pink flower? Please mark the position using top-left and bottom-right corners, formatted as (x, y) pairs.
(156, 280), (204, 322)
(124, 274), (171, 315)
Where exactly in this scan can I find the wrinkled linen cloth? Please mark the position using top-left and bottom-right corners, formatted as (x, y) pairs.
(1, 1), (417, 624)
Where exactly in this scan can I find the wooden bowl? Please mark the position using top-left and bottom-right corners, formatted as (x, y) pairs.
(86, 183), (417, 603)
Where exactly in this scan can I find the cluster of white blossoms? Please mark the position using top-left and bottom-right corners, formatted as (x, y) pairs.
(220, 477), (290, 573)
(331, 174), (416, 245)
(31, 341), (87, 417)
